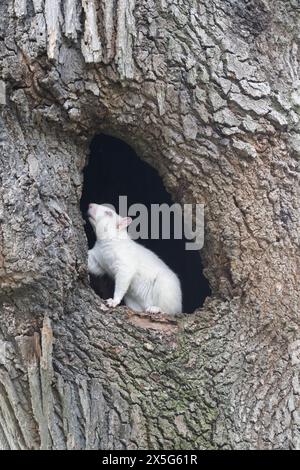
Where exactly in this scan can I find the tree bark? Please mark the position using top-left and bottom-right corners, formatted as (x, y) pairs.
(0, 0), (300, 449)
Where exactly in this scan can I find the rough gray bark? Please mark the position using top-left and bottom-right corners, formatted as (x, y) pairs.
(0, 0), (300, 450)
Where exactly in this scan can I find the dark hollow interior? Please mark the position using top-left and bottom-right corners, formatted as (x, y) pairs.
(80, 134), (211, 313)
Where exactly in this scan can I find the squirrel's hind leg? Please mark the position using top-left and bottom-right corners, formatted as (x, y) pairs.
(124, 295), (143, 312)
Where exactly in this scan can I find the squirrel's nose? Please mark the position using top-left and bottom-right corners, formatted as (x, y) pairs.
(88, 204), (97, 218)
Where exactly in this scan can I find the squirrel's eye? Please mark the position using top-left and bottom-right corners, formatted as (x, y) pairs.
(105, 210), (113, 217)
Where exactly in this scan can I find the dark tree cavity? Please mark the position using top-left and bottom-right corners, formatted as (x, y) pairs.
(80, 135), (211, 313)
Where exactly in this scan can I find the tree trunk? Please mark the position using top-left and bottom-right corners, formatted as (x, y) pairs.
(0, 0), (299, 450)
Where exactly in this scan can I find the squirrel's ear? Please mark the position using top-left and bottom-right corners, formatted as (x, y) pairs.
(117, 217), (132, 230)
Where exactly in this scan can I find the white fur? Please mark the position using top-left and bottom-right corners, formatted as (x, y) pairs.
(87, 204), (182, 315)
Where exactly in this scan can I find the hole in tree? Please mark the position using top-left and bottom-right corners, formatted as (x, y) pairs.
(80, 134), (211, 313)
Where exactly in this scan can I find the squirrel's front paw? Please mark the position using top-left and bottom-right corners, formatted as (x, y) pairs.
(106, 298), (120, 308)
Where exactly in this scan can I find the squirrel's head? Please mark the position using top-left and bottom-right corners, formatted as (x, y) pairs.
(88, 203), (132, 240)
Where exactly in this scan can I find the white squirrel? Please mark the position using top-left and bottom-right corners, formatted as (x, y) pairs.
(87, 203), (182, 315)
